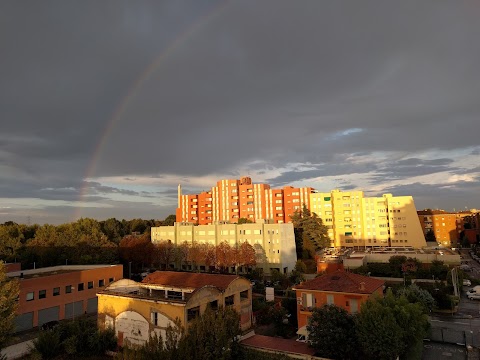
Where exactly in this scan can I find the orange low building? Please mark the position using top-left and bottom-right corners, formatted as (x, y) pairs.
(7, 264), (123, 331)
(293, 270), (384, 335)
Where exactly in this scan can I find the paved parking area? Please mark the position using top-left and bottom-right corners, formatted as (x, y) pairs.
(422, 342), (467, 360)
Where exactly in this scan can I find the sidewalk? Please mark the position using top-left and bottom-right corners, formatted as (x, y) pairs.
(1, 340), (34, 360)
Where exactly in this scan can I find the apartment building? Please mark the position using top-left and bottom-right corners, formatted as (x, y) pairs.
(310, 190), (426, 249)
(151, 222), (296, 274)
(7, 264), (123, 331)
(176, 177), (312, 225)
(293, 270), (384, 339)
(175, 177), (426, 249)
(97, 272), (252, 346)
(417, 210), (459, 247)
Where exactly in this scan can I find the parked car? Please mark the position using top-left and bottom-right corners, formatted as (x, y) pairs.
(468, 293), (480, 300)
(463, 279), (472, 287)
(460, 265), (471, 271)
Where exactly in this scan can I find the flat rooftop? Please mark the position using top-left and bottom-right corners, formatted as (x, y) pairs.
(7, 264), (120, 279)
(347, 247), (458, 258)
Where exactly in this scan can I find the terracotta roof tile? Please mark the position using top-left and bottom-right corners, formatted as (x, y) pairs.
(241, 335), (315, 356)
(294, 270), (384, 294)
(141, 271), (241, 291)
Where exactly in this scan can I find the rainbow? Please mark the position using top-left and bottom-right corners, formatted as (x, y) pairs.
(74, 1), (231, 220)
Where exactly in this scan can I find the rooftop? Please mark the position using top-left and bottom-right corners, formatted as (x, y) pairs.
(240, 335), (315, 356)
(142, 271), (242, 291)
(294, 270), (384, 294)
(7, 265), (119, 280)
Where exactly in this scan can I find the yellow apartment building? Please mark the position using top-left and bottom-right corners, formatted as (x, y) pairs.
(310, 190), (426, 249)
(151, 222), (297, 274)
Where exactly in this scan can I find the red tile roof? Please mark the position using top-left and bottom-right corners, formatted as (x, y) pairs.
(294, 270), (384, 294)
(141, 271), (241, 291)
(241, 335), (315, 356)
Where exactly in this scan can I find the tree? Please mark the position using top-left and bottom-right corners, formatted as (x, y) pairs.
(237, 218), (253, 224)
(430, 260), (448, 280)
(307, 305), (357, 360)
(188, 241), (204, 271)
(397, 284), (435, 313)
(237, 242), (256, 272)
(356, 291), (429, 360)
(290, 205), (329, 256)
(119, 234), (155, 273)
(0, 262), (20, 352)
(100, 218), (124, 244)
(175, 242), (190, 270)
(215, 242), (234, 272)
(178, 306), (241, 360)
(388, 255), (407, 277)
(162, 214), (176, 226)
(155, 240), (176, 270)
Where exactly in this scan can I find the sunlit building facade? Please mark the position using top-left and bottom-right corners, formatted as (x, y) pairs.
(175, 178), (426, 249)
(176, 177), (312, 225)
(310, 190), (426, 249)
(151, 222), (297, 274)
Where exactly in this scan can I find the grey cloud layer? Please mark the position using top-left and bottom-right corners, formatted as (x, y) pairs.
(0, 0), (479, 223)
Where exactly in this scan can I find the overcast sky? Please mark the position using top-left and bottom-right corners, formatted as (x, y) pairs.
(1, 0), (479, 225)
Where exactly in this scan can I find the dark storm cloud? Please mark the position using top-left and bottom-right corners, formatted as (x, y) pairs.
(379, 178), (480, 211)
(95, 0), (480, 177)
(267, 158), (378, 187)
(1, 0), (479, 223)
(369, 158), (459, 184)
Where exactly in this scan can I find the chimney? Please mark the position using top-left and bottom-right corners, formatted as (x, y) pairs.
(359, 281), (365, 291)
(178, 184), (182, 208)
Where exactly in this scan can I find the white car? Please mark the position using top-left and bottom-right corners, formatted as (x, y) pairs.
(468, 292), (480, 300)
(463, 279), (472, 287)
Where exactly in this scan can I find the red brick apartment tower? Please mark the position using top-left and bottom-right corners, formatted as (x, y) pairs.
(265, 188), (285, 223)
(176, 177), (314, 224)
(176, 185), (200, 223)
(238, 177), (270, 222)
(417, 209), (459, 247)
(214, 178), (241, 223)
(197, 190), (214, 225)
(283, 186), (313, 222)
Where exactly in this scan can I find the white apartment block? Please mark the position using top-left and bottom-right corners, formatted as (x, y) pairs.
(310, 190), (426, 249)
(151, 222), (297, 275)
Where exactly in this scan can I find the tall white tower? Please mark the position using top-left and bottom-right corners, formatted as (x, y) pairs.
(178, 184), (182, 208)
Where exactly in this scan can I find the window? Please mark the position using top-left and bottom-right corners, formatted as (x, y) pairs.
(151, 311), (160, 326)
(65, 285), (72, 294)
(240, 290), (249, 300)
(78, 283), (84, 291)
(327, 294), (334, 305)
(26, 292), (34, 301)
(98, 279), (105, 287)
(109, 277), (114, 283)
(301, 293), (315, 310)
(53, 287), (60, 296)
(324, 197), (331, 201)
(225, 295), (235, 306)
(210, 300), (218, 311)
(88, 281), (94, 289)
(187, 307), (200, 322)
(39, 290), (46, 299)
